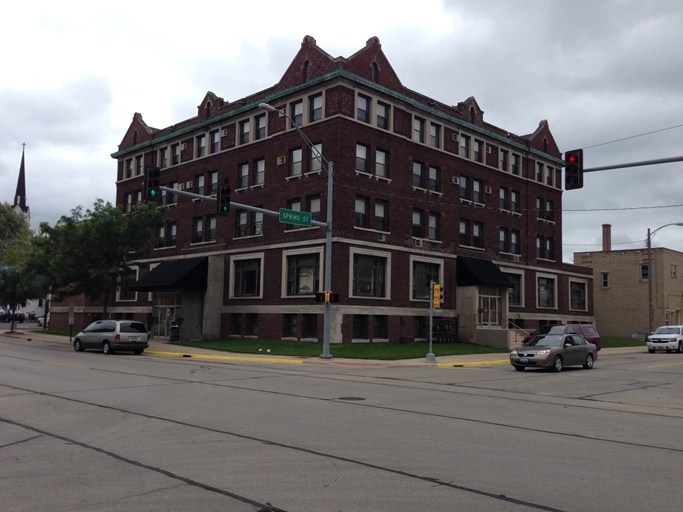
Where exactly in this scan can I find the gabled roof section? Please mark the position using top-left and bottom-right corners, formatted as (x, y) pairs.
(458, 97), (485, 126)
(197, 91), (225, 119)
(118, 113), (160, 150)
(345, 37), (403, 90)
(522, 120), (561, 158)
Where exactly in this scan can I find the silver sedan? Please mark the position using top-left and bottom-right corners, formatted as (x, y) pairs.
(510, 333), (598, 372)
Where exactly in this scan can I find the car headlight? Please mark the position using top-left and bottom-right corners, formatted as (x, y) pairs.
(536, 350), (551, 356)
(511, 350), (518, 355)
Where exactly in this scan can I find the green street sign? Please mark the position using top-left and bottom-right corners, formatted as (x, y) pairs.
(279, 208), (312, 227)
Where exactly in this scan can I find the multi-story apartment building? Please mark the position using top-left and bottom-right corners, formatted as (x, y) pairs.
(52, 36), (593, 346)
(574, 224), (683, 339)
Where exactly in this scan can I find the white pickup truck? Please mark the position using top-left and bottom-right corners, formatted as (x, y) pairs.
(647, 325), (683, 353)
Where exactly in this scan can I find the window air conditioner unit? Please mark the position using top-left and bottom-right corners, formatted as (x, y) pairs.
(185, 180), (193, 189)
(451, 176), (460, 185)
(221, 128), (228, 137)
(485, 185), (492, 194)
(486, 145), (492, 154)
(513, 255), (520, 262)
(378, 233), (386, 242)
(178, 183), (185, 191)
(277, 156), (287, 166)
(451, 133), (458, 142)
(181, 143), (187, 150)
(414, 239), (423, 247)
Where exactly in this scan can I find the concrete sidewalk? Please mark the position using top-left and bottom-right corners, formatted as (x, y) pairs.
(3, 327), (647, 368)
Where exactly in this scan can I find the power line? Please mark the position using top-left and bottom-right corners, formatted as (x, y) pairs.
(583, 123), (683, 150)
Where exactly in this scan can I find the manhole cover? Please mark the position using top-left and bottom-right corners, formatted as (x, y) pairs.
(338, 396), (365, 401)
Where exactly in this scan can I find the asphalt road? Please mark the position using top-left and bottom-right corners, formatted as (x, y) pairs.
(1, 334), (682, 511)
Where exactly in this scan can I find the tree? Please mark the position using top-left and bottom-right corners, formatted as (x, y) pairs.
(0, 266), (45, 333)
(30, 199), (167, 315)
(0, 202), (31, 263)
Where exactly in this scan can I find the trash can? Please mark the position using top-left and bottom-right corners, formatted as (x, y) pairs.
(170, 321), (180, 342)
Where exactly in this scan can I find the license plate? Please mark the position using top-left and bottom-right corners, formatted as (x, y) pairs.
(519, 358), (529, 363)
(129, 336), (140, 342)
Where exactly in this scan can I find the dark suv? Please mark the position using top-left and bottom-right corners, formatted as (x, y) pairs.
(523, 324), (601, 350)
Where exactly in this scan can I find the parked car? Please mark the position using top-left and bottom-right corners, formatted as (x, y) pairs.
(522, 324), (601, 350)
(37, 313), (50, 328)
(73, 320), (149, 355)
(510, 333), (598, 372)
(647, 325), (683, 354)
(0, 309), (8, 322)
(10, 310), (25, 323)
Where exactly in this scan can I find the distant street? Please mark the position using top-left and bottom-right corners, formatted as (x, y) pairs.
(2, 334), (683, 512)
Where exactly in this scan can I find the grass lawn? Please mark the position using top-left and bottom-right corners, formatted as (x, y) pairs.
(601, 338), (645, 349)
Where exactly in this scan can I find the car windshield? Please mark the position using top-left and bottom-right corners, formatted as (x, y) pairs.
(654, 326), (680, 335)
(525, 334), (564, 347)
(547, 326), (566, 335)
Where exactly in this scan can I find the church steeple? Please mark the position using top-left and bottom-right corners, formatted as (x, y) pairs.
(12, 144), (30, 227)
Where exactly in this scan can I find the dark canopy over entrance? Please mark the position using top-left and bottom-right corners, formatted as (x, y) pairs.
(456, 256), (514, 288)
(130, 257), (208, 291)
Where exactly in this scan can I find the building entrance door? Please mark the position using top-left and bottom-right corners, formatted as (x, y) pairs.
(153, 292), (181, 338)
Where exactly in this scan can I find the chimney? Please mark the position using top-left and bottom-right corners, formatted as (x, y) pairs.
(602, 224), (612, 252)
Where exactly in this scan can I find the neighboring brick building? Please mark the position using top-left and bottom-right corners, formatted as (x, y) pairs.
(574, 224), (683, 339)
(51, 35), (593, 346)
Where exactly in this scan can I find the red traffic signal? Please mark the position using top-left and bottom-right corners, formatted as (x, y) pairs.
(564, 149), (584, 190)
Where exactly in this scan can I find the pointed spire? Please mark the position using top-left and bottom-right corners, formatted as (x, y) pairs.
(12, 144), (30, 226)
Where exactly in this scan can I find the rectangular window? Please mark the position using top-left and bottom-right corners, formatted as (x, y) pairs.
(234, 259), (261, 297)
(284, 314), (297, 337)
(459, 219), (469, 246)
(538, 277), (556, 308)
(375, 200), (388, 231)
(499, 187), (509, 210)
(511, 190), (520, 213)
(196, 134), (206, 157)
(429, 123), (441, 148)
(255, 114), (266, 140)
(209, 171), (218, 195)
(309, 93), (322, 122)
(547, 166), (554, 186)
(460, 134), (470, 158)
(308, 195), (321, 222)
(412, 261), (440, 300)
(302, 314), (317, 338)
(118, 269), (137, 301)
(373, 315), (388, 339)
(310, 143), (322, 172)
(511, 230), (520, 254)
(500, 149), (509, 172)
(641, 264), (649, 281)
(238, 163), (249, 189)
(546, 200), (554, 222)
(172, 143), (180, 165)
(246, 313), (259, 336)
(536, 197), (544, 219)
(428, 213), (439, 241)
(412, 161), (425, 188)
(377, 101), (390, 130)
(356, 144), (368, 172)
(375, 149), (387, 177)
(239, 120), (250, 145)
(136, 155), (143, 176)
(412, 210), (424, 238)
(505, 273), (522, 306)
(124, 193), (132, 213)
(290, 148), (302, 176)
(413, 117), (425, 143)
(536, 162), (544, 182)
(459, 176), (469, 200)
(511, 154), (520, 175)
(472, 221), (483, 248)
(207, 215), (216, 241)
(473, 179), (483, 203)
(255, 159), (265, 185)
(286, 198), (301, 230)
(672, 264), (678, 278)
(290, 100), (303, 127)
(355, 196), (369, 228)
(253, 211), (263, 235)
(353, 315), (368, 339)
(428, 166), (440, 192)
(353, 254), (387, 297)
(159, 147), (168, 169)
(210, 130), (220, 153)
(287, 254), (319, 295)
(570, 281), (586, 310)
(231, 313), (242, 335)
(125, 159), (133, 179)
(499, 228), (509, 253)
(474, 139), (484, 163)
(546, 237), (555, 260)
(237, 210), (248, 237)
(168, 223), (176, 246)
(602, 272), (609, 288)
(193, 217), (203, 244)
(357, 94), (370, 123)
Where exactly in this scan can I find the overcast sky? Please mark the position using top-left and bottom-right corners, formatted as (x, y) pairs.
(1, 0), (682, 263)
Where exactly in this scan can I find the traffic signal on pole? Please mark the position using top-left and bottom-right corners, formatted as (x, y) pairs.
(315, 292), (339, 303)
(433, 283), (442, 309)
(217, 185), (231, 216)
(564, 149), (584, 190)
(144, 166), (161, 202)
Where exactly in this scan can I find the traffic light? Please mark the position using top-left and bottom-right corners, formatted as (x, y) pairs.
(433, 283), (442, 309)
(315, 292), (340, 303)
(564, 149), (584, 190)
(144, 166), (161, 202)
(217, 185), (231, 216)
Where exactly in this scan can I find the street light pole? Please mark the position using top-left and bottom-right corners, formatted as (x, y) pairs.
(647, 222), (683, 335)
(259, 103), (334, 359)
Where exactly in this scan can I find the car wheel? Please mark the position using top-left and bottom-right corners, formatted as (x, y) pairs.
(73, 339), (84, 352)
(552, 355), (563, 372)
(648, 349), (656, 354)
(514, 365), (525, 371)
(583, 353), (594, 369)
(678, 342), (683, 354)
(133, 349), (143, 355)
(102, 341), (113, 355)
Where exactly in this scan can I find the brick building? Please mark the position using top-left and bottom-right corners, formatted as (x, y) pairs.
(574, 224), (683, 339)
(52, 35), (593, 346)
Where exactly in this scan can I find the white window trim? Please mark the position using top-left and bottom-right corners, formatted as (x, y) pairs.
(536, 272), (558, 310)
(229, 252), (265, 299)
(348, 247), (392, 300)
(568, 278), (588, 312)
(409, 254), (444, 303)
(281, 246), (324, 299)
